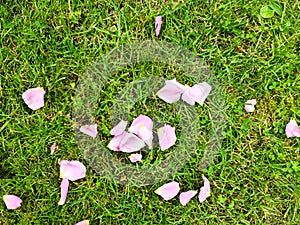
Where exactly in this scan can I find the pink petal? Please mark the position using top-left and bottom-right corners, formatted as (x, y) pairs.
(50, 143), (57, 155)
(157, 124), (176, 151)
(75, 220), (89, 225)
(79, 124), (98, 138)
(3, 195), (22, 210)
(22, 87), (45, 110)
(179, 190), (197, 206)
(60, 160), (86, 181)
(155, 16), (162, 37)
(198, 175), (210, 203)
(119, 133), (146, 153)
(182, 82), (212, 105)
(244, 99), (257, 112)
(107, 132), (127, 151)
(129, 153), (142, 163)
(286, 120), (300, 138)
(58, 177), (69, 205)
(157, 79), (185, 103)
(129, 115), (153, 148)
(110, 120), (127, 136)
(155, 181), (180, 200)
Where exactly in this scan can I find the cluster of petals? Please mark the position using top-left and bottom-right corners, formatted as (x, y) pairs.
(58, 160), (86, 205)
(108, 115), (177, 154)
(155, 175), (211, 206)
(157, 79), (211, 105)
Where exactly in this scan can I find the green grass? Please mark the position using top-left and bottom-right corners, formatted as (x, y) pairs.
(1, 0), (300, 224)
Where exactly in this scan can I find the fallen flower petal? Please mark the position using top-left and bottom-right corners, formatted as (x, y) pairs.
(119, 133), (146, 153)
(199, 175), (210, 203)
(244, 99), (257, 112)
(155, 181), (180, 200)
(110, 120), (127, 136)
(182, 82), (212, 105)
(286, 120), (300, 138)
(129, 153), (142, 163)
(60, 160), (86, 181)
(22, 87), (45, 110)
(129, 115), (153, 148)
(50, 143), (57, 155)
(75, 220), (89, 225)
(179, 190), (197, 206)
(108, 132), (127, 151)
(157, 79), (186, 103)
(58, 177), (69, 205)
(155, 16), (162, 37)
(3, 195), (22, 210)
(79, 124), (98, 138)
(157, 124), (176, 151)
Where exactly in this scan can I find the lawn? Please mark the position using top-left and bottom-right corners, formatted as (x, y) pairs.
(1, 0), (300, 224)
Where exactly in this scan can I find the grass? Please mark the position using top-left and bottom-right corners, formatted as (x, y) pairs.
(1, 0), (300, 224)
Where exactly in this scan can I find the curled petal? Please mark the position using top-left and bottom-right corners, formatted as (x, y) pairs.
(155, 16), (162, 37)
(157, 124), (176, 151)
(129, 115), (153, 148)
(110, 120), (127, 136)
(182, 82), (212, 105)
(286, 120), (300, 138)
(157, 79), (185, 103)
(198, 175), (210, 203)
(50, 143), (57, 155)
(129, 153), (142, 163)
(155, 181), (180, 200)
(58, 177), (69, 205)
(60, 160), (86, 181)
(244, 99), (257, 112)
(22, 87), (45, 110)
(179, 190), (197, 206)
(79, 124), (98, 138)
(3, 195), (22, 210)
(75, 220), (89, 225)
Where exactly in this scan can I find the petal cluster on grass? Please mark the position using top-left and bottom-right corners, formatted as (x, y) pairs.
(3, 195), (22, 210)
(58, 160), (86, 205)
(244, 99), (257, 112)
(155, 176), (211, 205)
(22, 87), (45, 110)
(157, 79), (211, 105)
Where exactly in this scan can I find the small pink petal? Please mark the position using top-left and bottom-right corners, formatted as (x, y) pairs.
(157, 124), (176, 151)
(286, 120), (300, 138)
(75, 220), (89, 225)
(157, 79), (186, 103)
(182, 82), (212, 105)
(129, 153), (142, 163)
(155, 181), (180, 200)
(119, 133), (146, 153)
(244, 99), (257, 112)
(22, 87), (45, 110)
(155, 16), (162, 37)
(50, 143), (57, 155)
(58, 177), (69, 205)
(198, 175), (210, 203)
(3, 195), (22, 210)
(110, 120), (127, 136)
(60, 160), (86, 181)
(129, 115), (153, 148)
(179, 190), (197, 206)
(79, 124), (98, 138)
